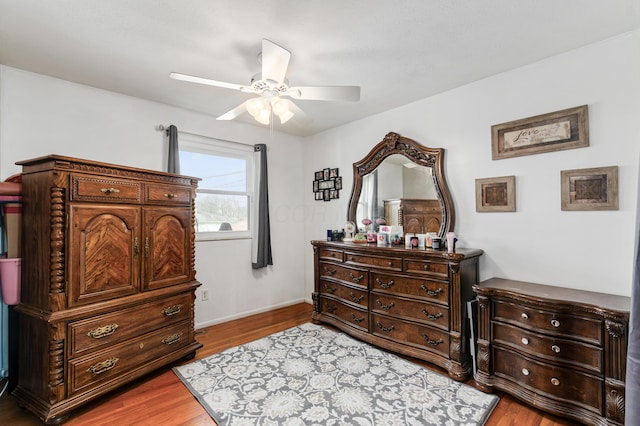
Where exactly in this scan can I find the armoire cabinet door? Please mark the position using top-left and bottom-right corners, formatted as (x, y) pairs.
(68, 205), (142, 306)
(142, 207), (191, 290)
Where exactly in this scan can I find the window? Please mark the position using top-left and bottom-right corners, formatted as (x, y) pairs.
(178, 133), (254, 241)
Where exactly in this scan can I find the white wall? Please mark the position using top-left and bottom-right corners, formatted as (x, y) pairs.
(303, 31), (640, 298)
(0, 66), (307, 328)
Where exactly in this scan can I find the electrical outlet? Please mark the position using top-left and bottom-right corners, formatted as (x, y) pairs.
(201, 290), (209, 301)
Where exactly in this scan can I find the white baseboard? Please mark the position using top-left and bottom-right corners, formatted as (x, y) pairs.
(195, 298), (313, 330)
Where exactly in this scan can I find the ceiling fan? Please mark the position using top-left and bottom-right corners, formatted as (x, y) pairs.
(170, 39), (361, 126)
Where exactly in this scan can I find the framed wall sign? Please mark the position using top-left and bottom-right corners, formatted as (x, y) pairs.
(491, 105), (589, 160)
(561, 166), (618, 211)
(475, 175), (516, 212)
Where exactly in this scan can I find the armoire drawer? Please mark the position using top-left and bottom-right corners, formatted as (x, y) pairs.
(319, 296), (368, 332)
(493, 346), (602, 413)
(71, 175), (142, 203)
(493, 300), (602, 345)
(371, 313), (449, 357)
(145, 183), (192, 205)
(318, 262), (368, 288)
(371, 293), (449, 330)
(319, 279), (368, 308)
(492, 322), (602, 374)
(344, 252), (402, 271)
(69, 293), (192, 356)
(371, 272), (449, 305)
(68, 321), (191, 395)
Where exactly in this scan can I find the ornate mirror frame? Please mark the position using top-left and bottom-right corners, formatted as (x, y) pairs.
(347, 132), (455, 238)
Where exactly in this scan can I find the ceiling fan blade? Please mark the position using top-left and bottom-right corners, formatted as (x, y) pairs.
(216, 102), (247, 121)
(261, 39), (291, 84)
(286, 85), (361, 102)
(170, 72), (253, 92)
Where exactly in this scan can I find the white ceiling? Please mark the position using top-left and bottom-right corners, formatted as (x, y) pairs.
(0, 1), (638, 137)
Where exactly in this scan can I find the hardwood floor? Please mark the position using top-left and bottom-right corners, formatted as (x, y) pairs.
(0, 303), (579, 425)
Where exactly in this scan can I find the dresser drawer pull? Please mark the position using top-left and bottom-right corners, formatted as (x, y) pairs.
(376, 299), (395, 311)
(164, 193), (177, 198)
(323, 267), (337, 276)
(349, 273), (364, 283)
(521, 313), (529, 320)
(100, 187), (121, 194)
(88, 357), (119, 375)
(420, 333), (444, 347)
(329, 252), (335, 257)
(87, 324), (119, 339)
(521, 368), (530, 376)
(326, 304), (337, 313)
(376, 322), (395, 333)
(421, 308), (443, 321)
(521, 337), (529, 345)
(348, 256), (354, 261)
(387, 261), (393, 267)
(551, 344), (561, 353)
(162, 332), (183, 345)
(423, 264), (430, 271)
(376, 278), (395, 289)
(550, 377), (560, 386)
(420, 285), (443, 297)
(323, 284), (337, 294)
(551, 319), (561, 328)
(350, 292), (365, 303)
(161, 304), (183, 316)
(351, 313), (365, 323)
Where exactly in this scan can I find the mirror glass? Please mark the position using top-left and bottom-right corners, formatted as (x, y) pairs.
(347, 132), (455, 238)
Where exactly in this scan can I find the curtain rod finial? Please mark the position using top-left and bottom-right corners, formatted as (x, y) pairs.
(156, 124), (167, 131)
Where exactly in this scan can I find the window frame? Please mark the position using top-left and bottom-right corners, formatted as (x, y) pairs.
(178, 133), (254, 242)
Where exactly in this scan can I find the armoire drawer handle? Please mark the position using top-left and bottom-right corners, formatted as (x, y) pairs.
(161, 304), (183, 316)
(420, 333), (444, 347)
(87, 324), (119, 339)
(134, 237), (139, 257)
(521, 368), (530, 376)
(164, 193), (176, 198)
(162, 332), (183, 345)
(349, 273), (364, 283)
(376, 299), (395, 311)
(376, 322), (394, 333)
(351, 313), (365, 323)
(376, 278), (395, 289)
(420, 285), (443, 297)
(350, 292), (365, 303)
(88, 357), (119, 375)
(421, 308), (443, 321)
(521, 313), (529, 320)
(551, 345), (561, 353)
(550, 377), (560, 386)
(521, 337), (529, 345)
(551, 319), (561, 328)
(100, 187), (121, 194)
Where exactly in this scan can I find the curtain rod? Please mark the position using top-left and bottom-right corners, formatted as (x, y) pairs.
(156, 124), (255, 148)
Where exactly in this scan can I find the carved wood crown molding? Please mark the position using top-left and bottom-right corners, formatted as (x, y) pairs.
(357, 132), (438, 174)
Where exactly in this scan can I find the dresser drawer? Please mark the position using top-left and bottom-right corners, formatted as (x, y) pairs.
(404, 259), (449, 279)
(371, 272), (449, 305)
(493, 346), (602, 413)
(372, 313), (449, 357)
(71, 175), (142, 203)
(318, 248), (343, 262)
(492, 322), (602, 374)
(319, 262), (368, 288)
(344, 252), (402, 271)
(319, 296), (368, 332)
(69, 293), (192, 357)
(69, 321), (190, 395)
(372, 293), (449, 330)
(493, 300), (602, 345)
(145, 183), (192, 205)
(319, 279), (368, 308)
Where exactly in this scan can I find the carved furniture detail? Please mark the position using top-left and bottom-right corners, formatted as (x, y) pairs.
(12, 155), (202, 424)
(473, 278), (630, 426)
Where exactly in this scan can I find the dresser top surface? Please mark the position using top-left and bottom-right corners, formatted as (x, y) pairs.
(312, 240), (482, 260)
(475, 277), (630, 313)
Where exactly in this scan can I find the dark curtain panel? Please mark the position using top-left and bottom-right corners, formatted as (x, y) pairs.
(252, 144), (273, 269)
(167, 125), (180, 174)
(626, 161), (640, 426)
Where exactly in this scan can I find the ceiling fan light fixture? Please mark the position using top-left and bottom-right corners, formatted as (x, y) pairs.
(256, 107), (271, 125)
(277, 109), (294, 124)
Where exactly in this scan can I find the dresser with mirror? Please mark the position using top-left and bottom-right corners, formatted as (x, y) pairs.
(312, 132), (482, 381)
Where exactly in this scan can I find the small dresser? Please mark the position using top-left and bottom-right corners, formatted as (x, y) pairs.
(312, 240), (483, 381)
(473, 278), (630, 425)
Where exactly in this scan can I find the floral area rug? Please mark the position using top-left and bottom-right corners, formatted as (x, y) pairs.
(173, 323), (498, 426)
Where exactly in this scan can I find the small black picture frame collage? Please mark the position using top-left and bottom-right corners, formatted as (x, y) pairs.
(313, 168), (342, 201)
